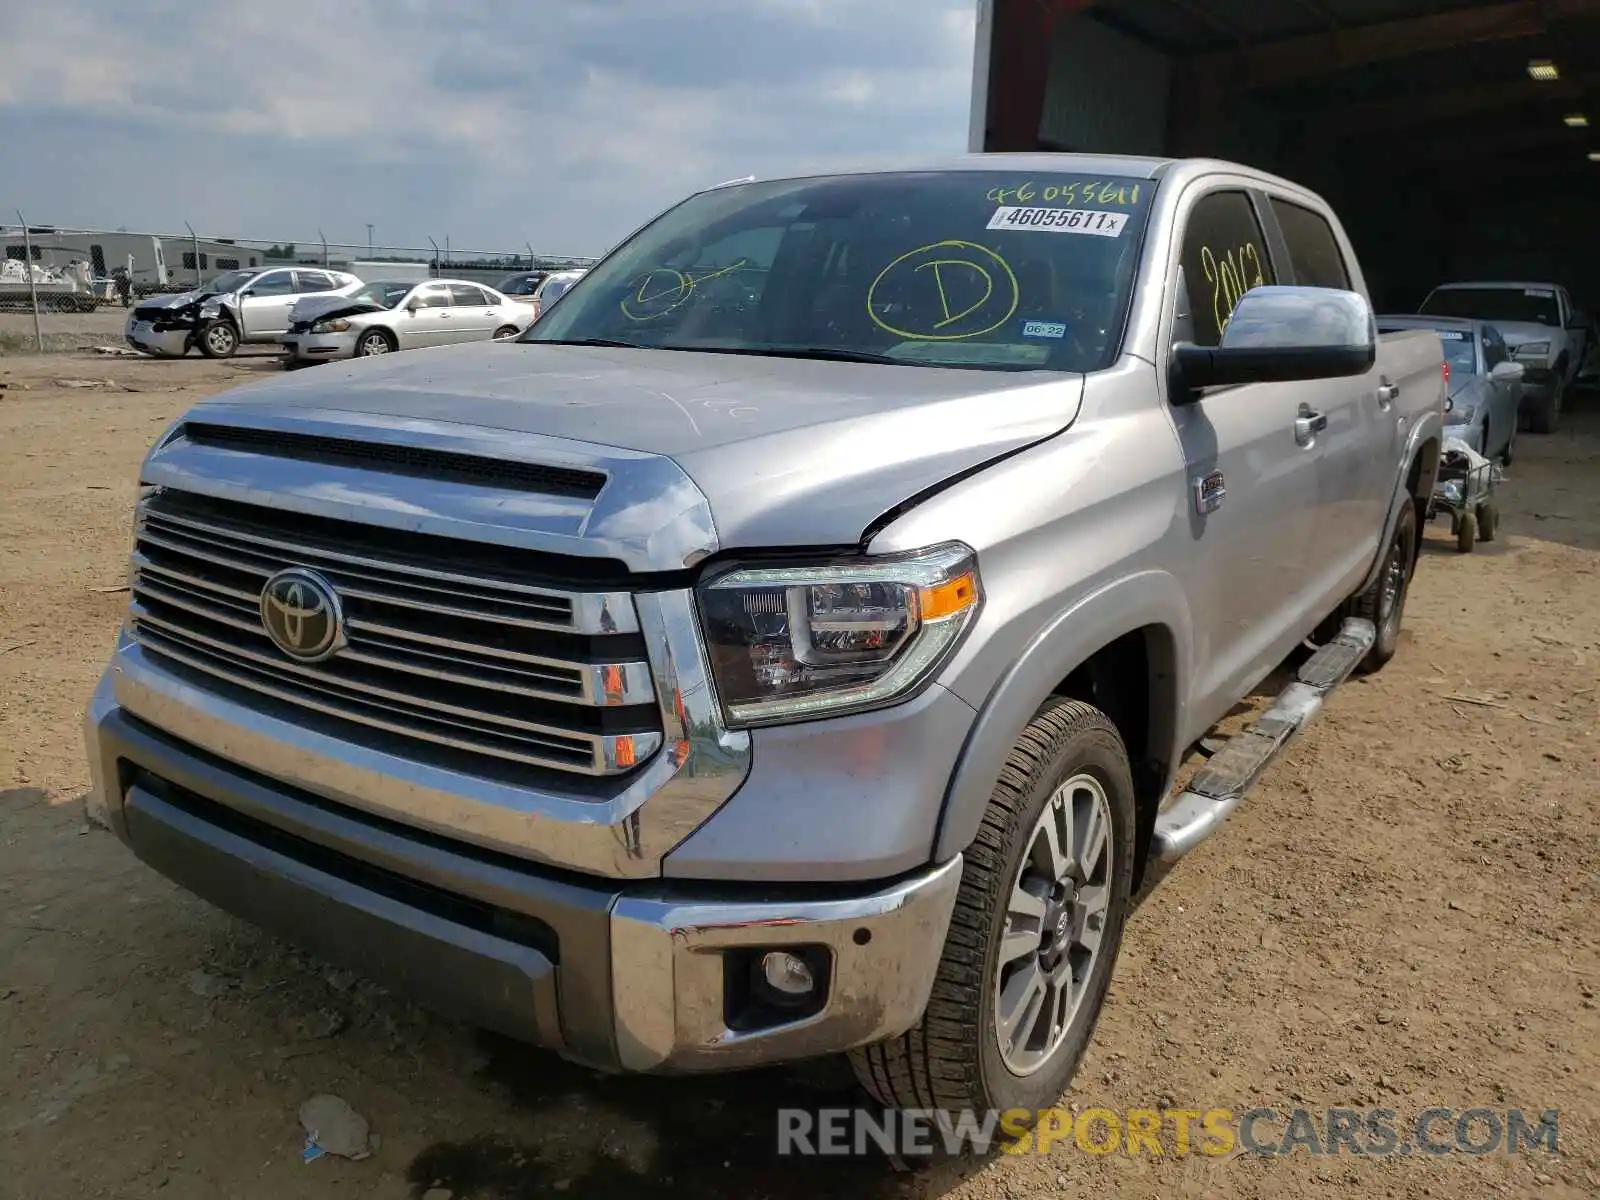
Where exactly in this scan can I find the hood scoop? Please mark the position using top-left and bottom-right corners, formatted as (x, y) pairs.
(178, 422), (608, 500)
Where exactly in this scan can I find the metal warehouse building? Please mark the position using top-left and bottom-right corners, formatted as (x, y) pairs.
(970, 0), (1598, 310)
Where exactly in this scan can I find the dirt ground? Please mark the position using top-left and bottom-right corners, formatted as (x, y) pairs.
(1, 350), (1596, 1200)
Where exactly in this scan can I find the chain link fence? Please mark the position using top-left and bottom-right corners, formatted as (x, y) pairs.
(1, 217), (596, 352)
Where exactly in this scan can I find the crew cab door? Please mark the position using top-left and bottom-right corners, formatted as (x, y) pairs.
(1164, 187), (1322, 721)
(1264, 195), (1389, 602)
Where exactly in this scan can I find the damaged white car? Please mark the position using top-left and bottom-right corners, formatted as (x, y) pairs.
(279, 279), (539, 365)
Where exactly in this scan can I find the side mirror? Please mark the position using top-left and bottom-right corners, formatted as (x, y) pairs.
(1172, 285), (1377, 396)
(240, 289), (255, 298)
(1490, 360), (1525, 382)
(406, 299), (421, 313)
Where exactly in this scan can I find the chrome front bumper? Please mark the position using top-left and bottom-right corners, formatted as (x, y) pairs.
(83, 667), (961, 1071)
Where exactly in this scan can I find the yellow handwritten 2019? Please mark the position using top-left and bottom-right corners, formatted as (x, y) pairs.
(1201, 241), (1266, 337)
(986, 180), (1140, 209)
(866, 241), (1019, 341)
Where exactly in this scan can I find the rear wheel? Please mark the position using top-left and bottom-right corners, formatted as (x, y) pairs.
(1477, 501), (1498, 543)
(1351, 498), (1418, 672)
(849, 699), (1134, 1130)
(197, 319), (239, 359)
(492, 325), (519, 340)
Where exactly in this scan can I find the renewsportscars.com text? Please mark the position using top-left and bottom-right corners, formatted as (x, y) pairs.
(777, 1105), (1561, 1159)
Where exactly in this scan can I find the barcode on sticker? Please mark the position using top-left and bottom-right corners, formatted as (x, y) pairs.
(1438, 331), (1468, 340)
(987, 207), (1128, 237)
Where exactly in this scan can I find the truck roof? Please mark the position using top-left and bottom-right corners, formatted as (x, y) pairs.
(740, 153), (1330, 203)
(1430, 281), (1561, 291)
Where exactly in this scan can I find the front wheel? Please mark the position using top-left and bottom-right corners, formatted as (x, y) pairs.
(850, 699), (1135, 1127)
(197, 319), (239, 359)
(356, 329), (394, 357)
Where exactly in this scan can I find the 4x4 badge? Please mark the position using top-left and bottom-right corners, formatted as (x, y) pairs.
(1193, 470), (1226, 515)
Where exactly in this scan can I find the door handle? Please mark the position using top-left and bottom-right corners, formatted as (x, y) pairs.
(1377, 379), (1399, 409)
(1294, 410), (1328, 445)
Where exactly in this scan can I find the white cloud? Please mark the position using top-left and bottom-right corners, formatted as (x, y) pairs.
(3, 0), (977, 255)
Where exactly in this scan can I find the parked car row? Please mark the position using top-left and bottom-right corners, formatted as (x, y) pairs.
(123, 264), (588, 363)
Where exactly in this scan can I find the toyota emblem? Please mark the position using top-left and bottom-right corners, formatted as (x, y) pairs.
(260, 568), (344, 662)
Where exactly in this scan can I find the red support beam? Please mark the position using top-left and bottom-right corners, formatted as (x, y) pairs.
(1189, 0), (1600, 90)
(984, 0), (1093, 151)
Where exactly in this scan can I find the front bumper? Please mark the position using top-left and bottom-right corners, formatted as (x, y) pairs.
(280, 330), (357, 362)
(84, 669), (962, 1073)
(126, 321), (192, 357)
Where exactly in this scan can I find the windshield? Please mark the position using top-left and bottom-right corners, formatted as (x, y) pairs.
(1421, 286), (1560, 328)
(207, 270), (260, 293)
(1381, 325), (1477, 375)
(524, 170), (1155, 372)
(346, 280), (414, 309)
(540, 276), (579, 304)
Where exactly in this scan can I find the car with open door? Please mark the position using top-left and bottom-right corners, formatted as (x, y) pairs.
(126, 267), (361, 359)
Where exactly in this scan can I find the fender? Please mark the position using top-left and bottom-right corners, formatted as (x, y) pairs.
(932, 569), (1194, 862)
(1356, 408), (1442, 597)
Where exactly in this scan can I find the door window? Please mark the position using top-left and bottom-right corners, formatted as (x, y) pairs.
(294, 271), (336, 293)
(448, 283), (492, 306)
(1178, 191), (1275, 347)
(1269, 198), (1351, 290)
(415, 286), (452, 308)
(247, 272), (296, 297)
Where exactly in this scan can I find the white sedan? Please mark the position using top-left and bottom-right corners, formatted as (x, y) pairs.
(280, 279), (538, 364)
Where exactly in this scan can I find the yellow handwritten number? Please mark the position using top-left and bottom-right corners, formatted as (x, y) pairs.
(1201, 241), (1266, 337)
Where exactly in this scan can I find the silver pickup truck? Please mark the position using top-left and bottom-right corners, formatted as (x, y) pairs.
(84, 154), (1442, 1124)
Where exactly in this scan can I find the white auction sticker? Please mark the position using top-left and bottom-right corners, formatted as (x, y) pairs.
(987, 206), (1128, 237)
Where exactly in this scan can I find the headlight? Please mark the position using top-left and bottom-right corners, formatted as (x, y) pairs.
(1512, 341), (1550, 359)
(311, 318), (352, 333)
(697, 542), (981, 727)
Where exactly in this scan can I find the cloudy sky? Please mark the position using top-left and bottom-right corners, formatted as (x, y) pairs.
(4, 0), (978, 258)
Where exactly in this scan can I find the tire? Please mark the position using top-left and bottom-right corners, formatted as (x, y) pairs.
(1350, 498), (1418, 673)
(356, 329), (394, 357)
(849, 699), (1135, 1130)
(1477, 502), (1498, 543)
(1501, 423), (1515, 467)
(197, 319), (239, 359)
(1527, 376), (1563, 435)
(492, 325), (519, 340)
(1456, 509), (1477, 553)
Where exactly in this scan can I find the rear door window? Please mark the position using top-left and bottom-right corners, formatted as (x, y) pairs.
(1269, 198), (1351, 290)
(449, 284), (492, 306)
(1178, 191), (1276, 347)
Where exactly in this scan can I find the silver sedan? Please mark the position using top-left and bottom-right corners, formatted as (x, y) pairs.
(1377, 315), (1524, 464)
(280, 279), (538, 364)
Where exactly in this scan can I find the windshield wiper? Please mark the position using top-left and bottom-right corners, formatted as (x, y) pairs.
(534, 337), (646, 349)
(667, 344), (915, 366)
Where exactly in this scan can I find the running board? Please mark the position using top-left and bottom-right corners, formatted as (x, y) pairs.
(1150, 617), (1375, 866)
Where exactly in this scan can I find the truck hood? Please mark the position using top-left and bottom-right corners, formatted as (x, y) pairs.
(183, 340), (1084, 561)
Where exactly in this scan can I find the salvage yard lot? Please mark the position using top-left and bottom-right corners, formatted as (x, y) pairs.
(1, 352), (1597, 1200)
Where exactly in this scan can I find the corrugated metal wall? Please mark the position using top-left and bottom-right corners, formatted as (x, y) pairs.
(1037, 15), (1170, 156)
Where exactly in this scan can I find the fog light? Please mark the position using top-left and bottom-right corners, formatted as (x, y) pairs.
(760, 951), (816, 998)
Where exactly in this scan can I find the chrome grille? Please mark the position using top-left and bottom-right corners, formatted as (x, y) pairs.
(129, 491), (661, 778)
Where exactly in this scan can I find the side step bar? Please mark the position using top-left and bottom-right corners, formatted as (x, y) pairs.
(1150, 617), (1376, 866)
